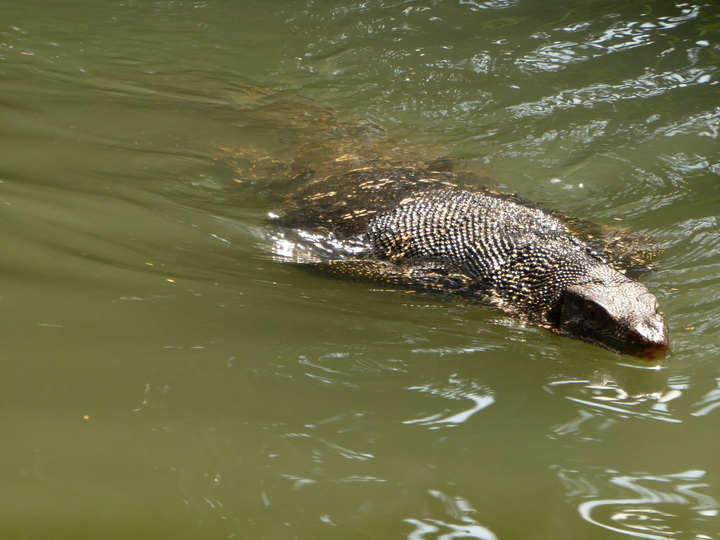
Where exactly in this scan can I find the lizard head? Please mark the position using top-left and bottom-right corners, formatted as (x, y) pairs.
(557, 279), (669, 360)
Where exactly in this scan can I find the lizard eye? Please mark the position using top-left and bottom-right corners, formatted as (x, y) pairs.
(585, 302), (602, 326)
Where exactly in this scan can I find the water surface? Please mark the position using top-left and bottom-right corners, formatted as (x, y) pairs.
(2, 1), (720, 538)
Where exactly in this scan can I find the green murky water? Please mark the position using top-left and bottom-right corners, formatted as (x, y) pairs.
(2, 1), (719, 538)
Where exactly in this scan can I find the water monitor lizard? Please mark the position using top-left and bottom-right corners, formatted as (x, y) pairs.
(236, 106), (669, 359)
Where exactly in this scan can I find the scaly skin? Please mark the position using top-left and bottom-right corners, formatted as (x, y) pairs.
(274, 164), (669, 358)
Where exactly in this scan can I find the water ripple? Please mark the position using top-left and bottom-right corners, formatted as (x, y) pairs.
(654, 107), (720, 139)
(690, 378), (720, 418)
(291, 344), (410, 388)
(518, 5), (702, 74)
(405, 489), (498, 540)
(658, 215), (720, 344)
(545, 366), (683, 439)
(459, 0), (519, 11)
(508, 67), (716, 118)
(556, 467), (719, 539)
(403, 375), (495, 429)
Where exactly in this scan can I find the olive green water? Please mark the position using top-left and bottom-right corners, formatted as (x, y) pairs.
(2, 1), (720, 539)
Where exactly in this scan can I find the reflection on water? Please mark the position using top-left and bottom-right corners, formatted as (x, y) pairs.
(691, 378), (720, 418)
(403, 377), (495, 429)
(545, 364), (684, 436)
(509, 67), (714, 118)
(517, 5), (704, 74)
(557, 468), (719, 539)
(406, 489), (498, 540)
(404, 490), (498, 540)
(406, 518), (497, 540)
(2, 0), (720, 538)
